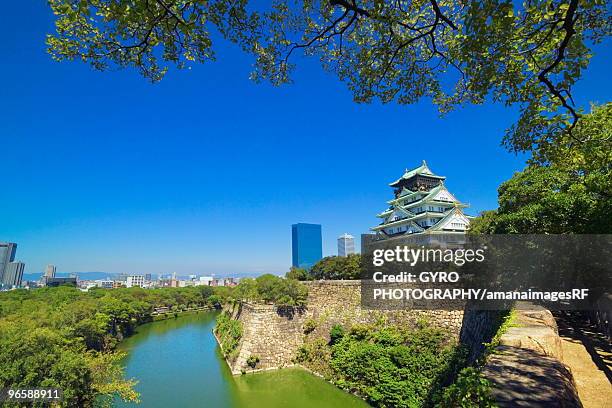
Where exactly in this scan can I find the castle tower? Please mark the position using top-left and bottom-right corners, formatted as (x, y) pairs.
(371, 161), (471, 238)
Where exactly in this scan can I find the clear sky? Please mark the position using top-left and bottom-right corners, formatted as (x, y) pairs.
(1, 2), (610, 276)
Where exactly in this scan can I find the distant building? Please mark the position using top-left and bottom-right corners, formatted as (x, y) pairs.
(157, 279), (170, 287)
(126, 275), (145, 288)
(179, 280), (195, 287)
(99, 280), (114, 289)
(0, 243), (17, 283)
(44, 264), (57, 279)
(170, 272), (179, 287)
(145, 273), (152, 281)
(337, 233), (355, 257)
(3, 262), (25, 287)
(292, 223), (323, 269)
(199, 276), (213, 286)
(112, 281), (124, 289)
(210, 278), (223, 287)
(45, 277), (77, 287)
(23, 280), (40, 289)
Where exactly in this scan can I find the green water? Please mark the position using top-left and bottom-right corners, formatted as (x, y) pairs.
(115, 311), (369, 408)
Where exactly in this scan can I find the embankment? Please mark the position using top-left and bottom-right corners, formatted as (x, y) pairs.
(219, 281), (582, 407)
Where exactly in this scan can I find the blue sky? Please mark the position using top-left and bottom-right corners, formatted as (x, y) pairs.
(1, 2), (610, 275)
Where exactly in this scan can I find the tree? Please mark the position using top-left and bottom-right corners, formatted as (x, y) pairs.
(46, 0), (610, 155)
(198, 285), (214, 300)
(233, 278), (258, 302)
(0, 285), (232, 406)
(286, 266), (310, 281)
(310, 254), (362, 280)
(255, 274), (282, 303)
(470, 103), (611, 234)
(276, 279), (309, 307)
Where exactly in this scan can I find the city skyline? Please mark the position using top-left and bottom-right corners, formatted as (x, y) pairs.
(2, 2), (611, 275)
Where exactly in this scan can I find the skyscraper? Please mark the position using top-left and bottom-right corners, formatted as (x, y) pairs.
(337, 233), (355, 257)
(291, 223), (322, 269)
(3, 262), (25, 287)
(0, 243), (17, 283)
(44, 264), (57, 279)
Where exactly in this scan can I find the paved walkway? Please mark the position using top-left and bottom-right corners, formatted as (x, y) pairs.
(555, 312), (612, 408)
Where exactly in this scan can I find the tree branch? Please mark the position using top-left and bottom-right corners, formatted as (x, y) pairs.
(537, 0), (581, 135)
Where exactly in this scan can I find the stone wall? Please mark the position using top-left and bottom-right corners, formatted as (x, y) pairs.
(229, 303), (306, 374)
(225, 280), (464, 374)
(304, 280), (464, 341)
(482, 306), (581, 407)
(459, 308), (506, 363)
(221, 282), (582, 407)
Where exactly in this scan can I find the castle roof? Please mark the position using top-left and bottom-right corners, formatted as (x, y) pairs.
(389, 160), (446, 187)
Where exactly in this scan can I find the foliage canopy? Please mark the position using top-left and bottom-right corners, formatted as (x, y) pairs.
(232, 274), (308, 306)
(309, 254), (363, 280)
(47, 0), (611, 154)
(0, 285), (222, 407)
(470, 103), (611, 234)
(296, 320), (469, 407)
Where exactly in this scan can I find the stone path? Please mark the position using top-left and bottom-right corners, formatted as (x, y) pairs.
(555, 312), (612, 408)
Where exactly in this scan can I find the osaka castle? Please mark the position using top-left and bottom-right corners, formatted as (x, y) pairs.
(372, 161), (472, 238)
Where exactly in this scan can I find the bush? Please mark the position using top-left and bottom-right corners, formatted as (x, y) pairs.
(207, 294), (222, 308)
(300, 322), (463, 408)
(437, 367), (494, 407)
(348, 324), (372, 340)
(215, 312), (242, 361)
(294, 338), (333, 377)
(246, 355), (260, 369)
(329, 324), (345, 345)
(303, 318), (317, 334)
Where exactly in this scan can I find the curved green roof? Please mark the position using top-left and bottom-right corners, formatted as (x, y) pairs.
(389, 160), (446, 186)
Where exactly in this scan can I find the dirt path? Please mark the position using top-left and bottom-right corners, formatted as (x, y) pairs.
(555, 312), (612, 408)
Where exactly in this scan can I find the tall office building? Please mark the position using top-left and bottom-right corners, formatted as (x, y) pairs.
(0, 243), (17, 283)
(337, 233), (355, 257)
(44, 264), (57, 279)
(291, 223), (322, 269)
(3, 262), (25, 287)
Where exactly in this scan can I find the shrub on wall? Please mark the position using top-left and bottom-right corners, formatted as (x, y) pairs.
(246, 355), (260, 369)
(295, 338), (333, 378)
(329, 324), (345, 345)
(297, 320), (469, 408)
(303, 318), (317, 334)
(437, 367), (494, 407)
(215, 312), (243, 361)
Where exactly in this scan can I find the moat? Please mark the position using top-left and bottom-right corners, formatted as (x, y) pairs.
(115, 311), (368, 407)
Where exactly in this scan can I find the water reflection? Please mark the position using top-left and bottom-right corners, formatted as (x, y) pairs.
(116, 312), (368, 408)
